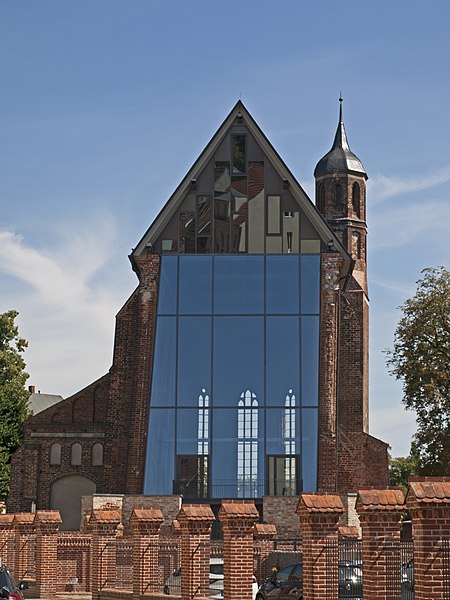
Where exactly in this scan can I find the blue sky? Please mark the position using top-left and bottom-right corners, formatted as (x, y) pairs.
(1, 1), (449, 457)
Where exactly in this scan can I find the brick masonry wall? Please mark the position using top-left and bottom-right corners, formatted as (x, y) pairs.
(262, 496), (300, 538)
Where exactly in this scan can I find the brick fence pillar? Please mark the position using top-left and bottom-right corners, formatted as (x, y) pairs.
(0, 514), (14, 566)
(219, 500), (259, 600)
(356, 488), (404, 600)
(177, 504), (214, 600)
(12, 513), (35, 581)
(406, 477), (450, 600)
(253, 523), (277, 585)
(296, 494), (344, 600)
(34, 511), (62, 598)
(129, 507), (164, 596)
(88, 509), (121, 600)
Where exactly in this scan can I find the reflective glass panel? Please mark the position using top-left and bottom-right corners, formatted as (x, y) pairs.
(157, 256), (178, 314)
(150, 316), (177, 407)
(179, 256), (212, 314)
(211, 408), (264, 499)
(266, 255), (299, 314)
(266, 317), (299, 406)
(301, 316), (319, 406)
(178, 317), (212, 407)
(214, 256), (264, 314)
(213, 317), (264, 407)
(302, 408), (318, 492)
(144, 409), (175, 494)
(266, 407), (300, 454)
(232, 135), (246, 175)
(177, 408), (209, 455)
(300, 255), (320, 314)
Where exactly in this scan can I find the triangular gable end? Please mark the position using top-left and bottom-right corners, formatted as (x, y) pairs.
(132, 100), (351, 272)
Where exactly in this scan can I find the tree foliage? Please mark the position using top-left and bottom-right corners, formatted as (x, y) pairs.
(386, 267), (450, 475)
(0, 310), (30, 501)
(389, 454), (418, 493)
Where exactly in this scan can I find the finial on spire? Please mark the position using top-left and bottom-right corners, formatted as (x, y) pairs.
(339, 93), (343, 123)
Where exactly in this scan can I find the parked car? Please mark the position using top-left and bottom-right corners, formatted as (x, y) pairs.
(164, 557), (258, 599)
(0, 564), (30, 600)
(256, 561), (363, 600)
(256, 563), (303, 599)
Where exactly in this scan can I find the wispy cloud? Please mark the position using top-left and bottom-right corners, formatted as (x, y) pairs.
(0, 213), (133, 397)
(369, 199), (450, 251)
(369, 165), (450, 204)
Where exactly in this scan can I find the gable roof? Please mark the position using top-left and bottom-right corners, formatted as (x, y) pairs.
(132, 101), (352, 275)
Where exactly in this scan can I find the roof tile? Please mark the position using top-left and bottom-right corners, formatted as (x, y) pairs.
(357, 489), (405, 511)
(408, 478), (450, 503)
(300, 494), (344, 513)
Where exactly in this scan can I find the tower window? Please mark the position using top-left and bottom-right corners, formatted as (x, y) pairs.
(335, 183), (341, 205)
(352, 182), (361, 217)
(92, 442), (103, 466)
(317, 184), (325, 214)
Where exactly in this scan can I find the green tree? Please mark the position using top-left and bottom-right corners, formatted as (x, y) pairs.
(386, 267), (450, 475)
(389, 453), (418, 493)
(0, 310), (30, 501)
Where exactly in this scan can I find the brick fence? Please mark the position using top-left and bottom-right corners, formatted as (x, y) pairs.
(0, 478), (449, 599)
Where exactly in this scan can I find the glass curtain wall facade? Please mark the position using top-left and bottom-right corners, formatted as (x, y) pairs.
(144, 253), (320, 499)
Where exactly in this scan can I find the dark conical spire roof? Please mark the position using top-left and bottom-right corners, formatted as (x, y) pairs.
(314, 97), (367, 178)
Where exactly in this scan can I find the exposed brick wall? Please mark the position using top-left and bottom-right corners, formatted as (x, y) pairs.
(262, 496), (300, 538)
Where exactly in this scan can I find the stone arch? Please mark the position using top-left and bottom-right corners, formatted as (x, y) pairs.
(50, 475), (96, 530)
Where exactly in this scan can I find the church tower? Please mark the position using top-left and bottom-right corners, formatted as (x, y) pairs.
(314, 99), (373, 491)
(314, 97), (368, 295)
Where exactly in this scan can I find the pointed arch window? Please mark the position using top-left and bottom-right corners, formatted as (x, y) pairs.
(237, 390), (259, 498)
(92, 443), (103, 466)
(352, 182), (361, 217)
(197, 389), (210, 456)
(317, 184), (325, 214)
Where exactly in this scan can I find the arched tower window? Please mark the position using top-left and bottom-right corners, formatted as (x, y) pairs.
(49, 443), (61, 466)
(71, 443), (82, 466)
(92, 443), (103, 466)
(352, 182), (361, 217)
(335, 183), (341, 207)
(317, 184), (325, 214)
(237, 390), (258, 498)
(197, 389), (209, 456)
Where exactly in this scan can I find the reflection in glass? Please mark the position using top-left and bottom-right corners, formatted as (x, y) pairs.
(266, 256), (299, 314)
(302, 408), (318, 492)
(237, 391), (259, 498)
(283, 211), (299, 253)
(151, 317), (176, 407)
(267, 195), (280, 234)
(179, 211), (195, 253)
(231, 195), (248, 252)
(301, 316), (319, 406)
(232, 135), (246, 175)
(301, 254), (320, 313)
(248, 161), (265, 253)
(198, 389), (209, 455)
(178, 317), (211, 407)
(157, 256), (177, 314)
(214, 162), (231, 253)
(196, 195), (212, 253)
(266, 317), (299, 406)
(179, 256), (212, 314)
(144, 409), (175, 494)
(214, 256), (264, 314)
(213, 317), (264, 407)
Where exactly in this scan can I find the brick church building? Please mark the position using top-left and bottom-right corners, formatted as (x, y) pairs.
(8, 100), (389, 529)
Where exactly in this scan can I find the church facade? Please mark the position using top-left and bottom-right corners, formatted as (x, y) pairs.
(8, 101), (389, 528)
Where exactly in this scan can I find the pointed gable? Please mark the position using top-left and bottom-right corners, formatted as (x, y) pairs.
(132, 101), (351, 274)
